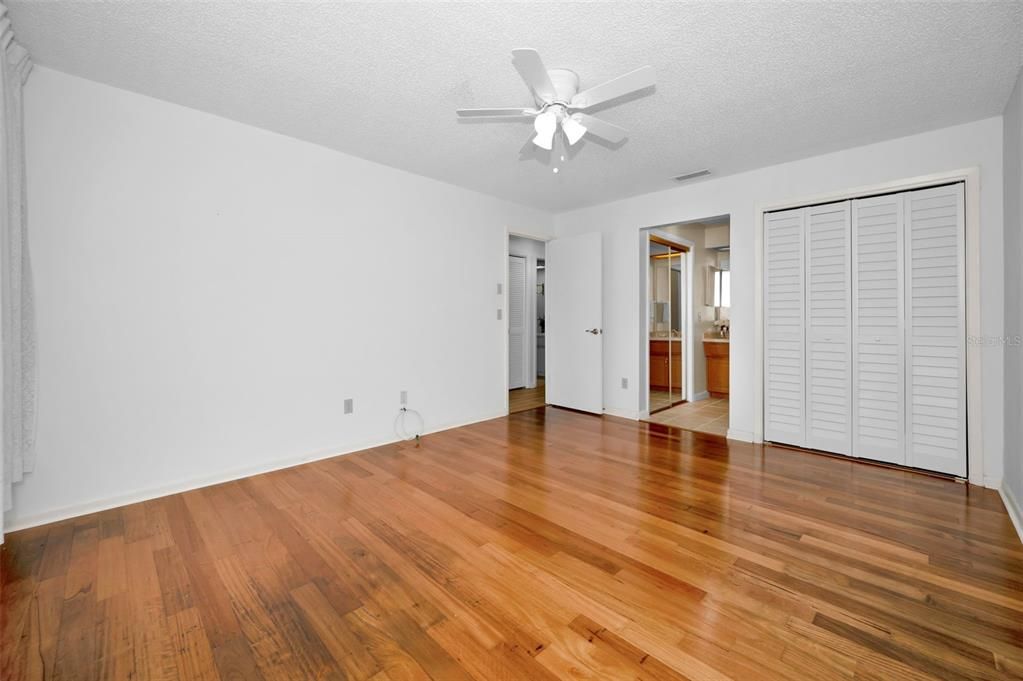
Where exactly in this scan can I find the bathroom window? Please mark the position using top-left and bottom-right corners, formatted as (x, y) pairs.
(713, 270), (731, 308)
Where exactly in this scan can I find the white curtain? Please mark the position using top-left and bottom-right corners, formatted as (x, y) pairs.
(0, 1), (35, 538)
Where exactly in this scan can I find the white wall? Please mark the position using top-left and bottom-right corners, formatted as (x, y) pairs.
(556, 117), (1005, 487)
(508, 235), (546, 389)
(1003, 67), (1023, 531)
(8, 67), (552, 529)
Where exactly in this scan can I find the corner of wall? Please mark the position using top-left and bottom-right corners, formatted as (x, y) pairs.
(1002, 66), (1023, 511)
(1001, 483), (1023, 546)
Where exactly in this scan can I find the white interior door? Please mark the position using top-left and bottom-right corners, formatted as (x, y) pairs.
(904, 184), (966, 476)
(547, 232), (603, 414)
(508, 255), (527, 390)
(852, 194), (906, 465)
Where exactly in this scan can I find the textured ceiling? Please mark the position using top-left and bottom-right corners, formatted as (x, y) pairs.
(7, 1), (1023, 212)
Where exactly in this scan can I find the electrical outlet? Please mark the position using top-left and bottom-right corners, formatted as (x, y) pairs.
(497, 309), (502, 320)
(621, 377), (628, 389)
(400, 390), (407, 406)
(497, 283), (502, 294)
(343, 398), (353, 414)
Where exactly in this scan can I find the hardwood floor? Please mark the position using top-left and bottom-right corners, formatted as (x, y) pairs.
(3, 407), (1022, 680)
(509, 377), (545, 413)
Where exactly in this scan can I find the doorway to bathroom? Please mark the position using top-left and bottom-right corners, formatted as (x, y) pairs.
(642, 217), (731, 436)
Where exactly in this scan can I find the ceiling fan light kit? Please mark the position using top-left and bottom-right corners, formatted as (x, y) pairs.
(562, 115), (587, 146)
(457, 48), (655, 156)
(532, 110), (558, 150)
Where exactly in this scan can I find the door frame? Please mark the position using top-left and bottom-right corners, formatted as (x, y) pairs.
(504, 232), (549, 414)
(640, 229), (695, 418)
(754, 167), (984, 486)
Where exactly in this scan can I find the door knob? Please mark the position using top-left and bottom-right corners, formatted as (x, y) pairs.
(585, 328), (602, 335)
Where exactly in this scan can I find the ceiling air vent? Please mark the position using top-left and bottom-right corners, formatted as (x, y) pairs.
(672, 169), (711, 183)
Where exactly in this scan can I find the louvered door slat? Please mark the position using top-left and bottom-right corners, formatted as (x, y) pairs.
(764, 208), (805, 446)
(805, 202), (851, 454)
(852, 194), (905, 465)
(904, 184), (966, 476)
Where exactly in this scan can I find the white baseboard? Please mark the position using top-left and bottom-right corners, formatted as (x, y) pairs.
(5, 410), (507, 534)
(983, 474), (1003, 490)
(1001, 484), (1023, 547)
(691, 391), (710, 402)
(726, 428), (754, 442)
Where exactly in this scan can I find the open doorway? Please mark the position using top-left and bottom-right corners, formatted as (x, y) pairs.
(508, 235), (547, 413)
(642, 217), (731, 435)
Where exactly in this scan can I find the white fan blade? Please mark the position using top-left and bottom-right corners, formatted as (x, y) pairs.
(571, 113), (627, 144)
(512, 48), (557, 103)
(570, 66), (655, 110)
(457, 108), (535, 118)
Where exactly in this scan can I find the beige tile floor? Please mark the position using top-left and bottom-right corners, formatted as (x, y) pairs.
(646, 397), (729, 436)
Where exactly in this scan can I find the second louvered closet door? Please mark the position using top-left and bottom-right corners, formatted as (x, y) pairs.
(805, 203), (852, 455)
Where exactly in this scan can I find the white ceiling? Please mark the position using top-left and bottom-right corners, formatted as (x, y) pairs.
(8, 1), (1023, 212)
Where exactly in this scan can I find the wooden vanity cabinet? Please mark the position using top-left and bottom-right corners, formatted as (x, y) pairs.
(704, 341), (729, 397)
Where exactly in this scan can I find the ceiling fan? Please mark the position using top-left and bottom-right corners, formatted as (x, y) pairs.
(457, 49), (655, 150)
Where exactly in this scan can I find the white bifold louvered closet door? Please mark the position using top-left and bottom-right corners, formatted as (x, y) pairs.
(806, 203), (852, 455)
(903, 185), (966, 476)
(764, 209), (806, 446)
(764, 183), (966, 477)
(852, 193), (906, 465)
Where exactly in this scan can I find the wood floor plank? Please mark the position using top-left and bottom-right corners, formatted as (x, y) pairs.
(3, 408), (1022, 680)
